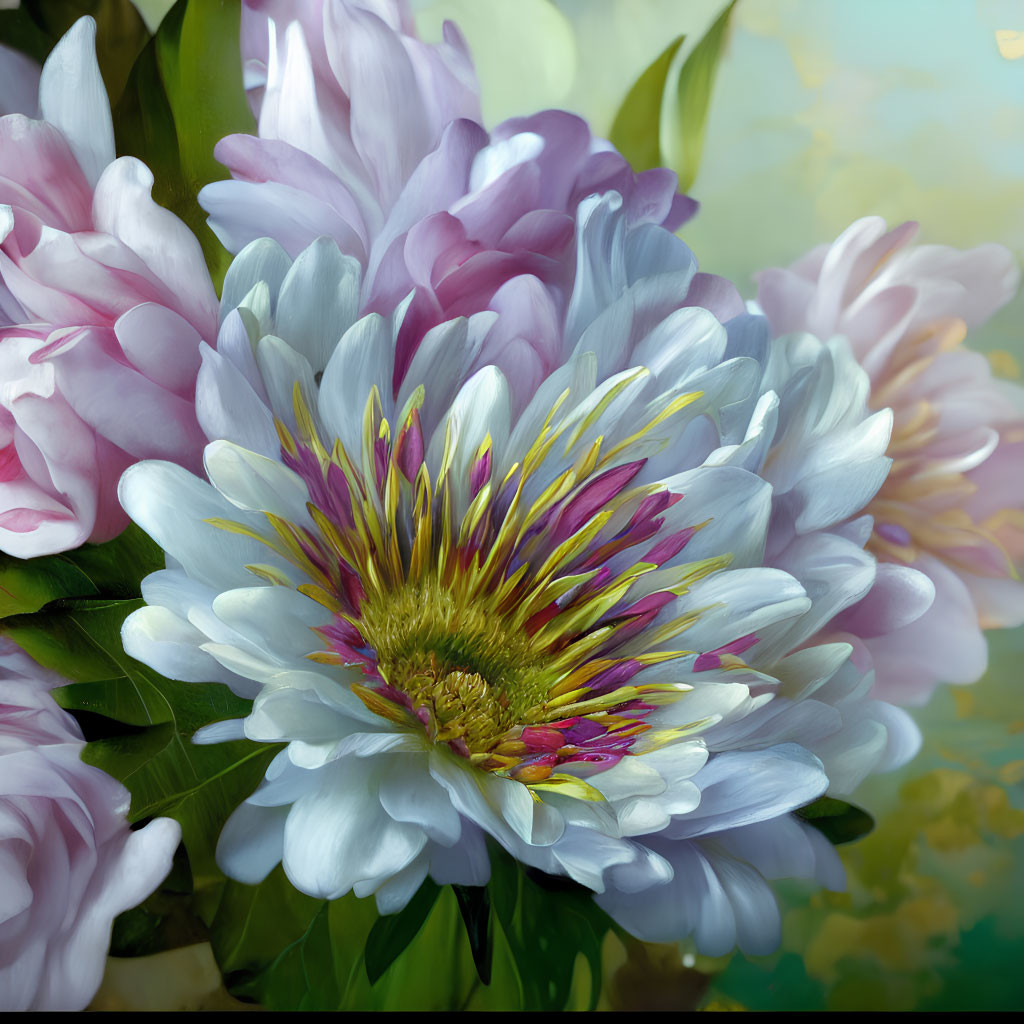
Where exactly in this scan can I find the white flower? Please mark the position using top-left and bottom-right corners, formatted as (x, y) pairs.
(120, 195), (916, 956)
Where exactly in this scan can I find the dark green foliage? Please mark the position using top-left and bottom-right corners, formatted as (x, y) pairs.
(796, 796), (875, 845)
(0, 524), (163, 618)
(365, 879), (443, 984)
(490, 849), (615, 1010)
(453, 884), (494, 985)
(113, 0), (255, 287)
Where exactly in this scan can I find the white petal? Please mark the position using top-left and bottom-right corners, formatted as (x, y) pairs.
(196, 342), (280, 456)
(379, 754), (462, 846)
(317, 312), (394, 455)
(395, 316), (482, 439)
(426, 365), (511, 516)
(695, 847), (781, 956)
(548, 827), (638, 893)
(429, 748), (562, 849)
(255, 333), (319, 429)
(282, 759), (426, 900)
(217, 802), (289, 885)
(121, 604), (261, 698)
(428, 821), (491, 886)
(211, 585), (325, 662)
(191, 718), (247, 744)
(204, 440), (312, 523)
(38, 17), (113, 186)
(667, 744), (827, 839)
(275, 237), (362, 374)
(245, 687), (356, 744)
(221, 237), (293, 324)
(119, 460), (280, 591)
(372, 854), (429, 913)
(581, 756), (667, 803)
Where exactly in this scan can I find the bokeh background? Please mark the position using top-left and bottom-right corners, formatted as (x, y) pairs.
(115, 0), (1023, 1011)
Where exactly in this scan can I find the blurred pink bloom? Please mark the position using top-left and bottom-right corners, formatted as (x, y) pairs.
(757, 216), (1024, 704)
(0, 18), (215, 558)
(0, 41), (39, 118)
(0, 640), (180, 1010)
(200, 0), (698, 390)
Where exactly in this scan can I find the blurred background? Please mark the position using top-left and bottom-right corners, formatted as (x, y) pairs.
(120, 0), (1023, 1011)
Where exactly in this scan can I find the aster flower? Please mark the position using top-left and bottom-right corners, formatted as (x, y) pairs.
(756, 217), (1024, 704)
(0, 640), (180, 1011)
(120, 185), (916, 956)
(0, 18), (214, 558)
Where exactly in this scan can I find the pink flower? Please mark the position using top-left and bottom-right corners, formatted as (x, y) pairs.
(757, 216), (1024, 704)
(0, 18), (216, 558)
(200, 0), (698, 391)
(0, 640), (180, 1010)
(0, 41), (39, 118)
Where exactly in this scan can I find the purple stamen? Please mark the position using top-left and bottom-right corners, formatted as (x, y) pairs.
(470, 447), (492, 496)
(551, 460), (646, 543)
(875, 521), (912, 546)
(693, 633), (759, 672)
(395, 409), (425, 482)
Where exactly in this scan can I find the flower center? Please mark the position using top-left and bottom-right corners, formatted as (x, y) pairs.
(212, 374), (733, 787)
(355, 576), (541, 756)
(408, 665), (509, 749)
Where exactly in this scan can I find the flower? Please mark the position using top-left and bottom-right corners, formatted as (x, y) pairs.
(0, 640), (180, 1011)
(756, 217), (1024, 704)
(120, 187), (916, 955)
(0, 17), (215, 558)
(199, 0), (700, 392)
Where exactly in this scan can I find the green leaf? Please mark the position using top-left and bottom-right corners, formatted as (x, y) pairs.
(661, 0), (738, 191)
(0, 554), (95, 619)
(114, 0), (255, 286)
(490, 849), (613, 1011)
(364, 879), (442, 985)
(238, 893), (380, 1011)
(453, 884), (493, 986)
(796, 796), (875, 845)
(0, 524), (163, 618)
(209, 867), (325, 985)
(207, 853), (608, 1011)
(1, 598), (278, 883)
(63, 522), (166, 597)
(258, 904), (341, 1011)
(109, 884), (209, 957)
(609, 34), (686, 174)
(349, 886), (518, 1012)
